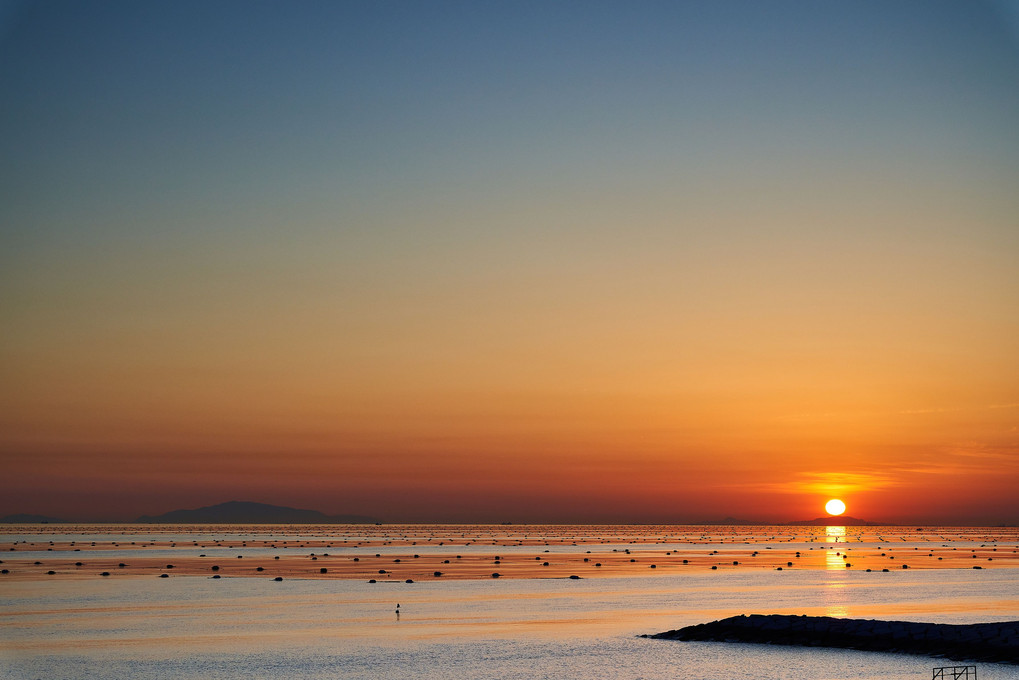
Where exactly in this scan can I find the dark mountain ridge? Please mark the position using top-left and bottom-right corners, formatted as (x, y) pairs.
(0, 513), (69, 523)
(136, 500), (379, 524)
(786, 515), (886, 526)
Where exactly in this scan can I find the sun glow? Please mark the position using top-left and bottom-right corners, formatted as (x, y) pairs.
(825, 498), (846, 516)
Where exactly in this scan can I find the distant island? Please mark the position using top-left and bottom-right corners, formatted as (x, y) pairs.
(687, 516), (887, 526)
(0, 502), (378, 524)
(0, 504), (890, 525)
(0, 513), (69, 524)
(136, 501), (379, 524)
(786, 516), (886, 526)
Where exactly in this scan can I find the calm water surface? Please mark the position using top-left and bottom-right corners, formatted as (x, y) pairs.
(2, 526), (1018, 679)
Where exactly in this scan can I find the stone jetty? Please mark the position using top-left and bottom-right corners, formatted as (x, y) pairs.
(651, 614), (1019, 664)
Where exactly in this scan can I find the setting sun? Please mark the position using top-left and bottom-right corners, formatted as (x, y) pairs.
(825, 499), (846, 516)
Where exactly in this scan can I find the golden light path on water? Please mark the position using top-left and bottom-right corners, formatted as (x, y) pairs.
(824, 526), (850, 617)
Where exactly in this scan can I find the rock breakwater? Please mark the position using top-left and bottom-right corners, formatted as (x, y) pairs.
(651, 614), (1019, 664)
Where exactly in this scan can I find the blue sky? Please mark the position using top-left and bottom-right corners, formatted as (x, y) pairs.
(2, 1), (1018, 522)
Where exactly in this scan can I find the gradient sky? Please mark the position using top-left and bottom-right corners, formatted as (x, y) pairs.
(2, 1), (1018, 524)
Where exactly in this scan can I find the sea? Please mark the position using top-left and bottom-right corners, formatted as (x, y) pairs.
(2, 524), (1017, 680)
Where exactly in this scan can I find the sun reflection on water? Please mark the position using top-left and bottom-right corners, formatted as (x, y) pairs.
(826, 603), (849, 618)
(824, 525), (849, 616)
(825, 550), (846, 570)
(825, 526), (847, 572)
(825, 525), (846, 543)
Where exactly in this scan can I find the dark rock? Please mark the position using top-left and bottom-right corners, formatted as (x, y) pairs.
(652, 614), (1019, 664)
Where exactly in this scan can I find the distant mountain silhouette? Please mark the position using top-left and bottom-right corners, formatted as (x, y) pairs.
(0, 513), (68, 523)
(787, 515), (886, 526)
(136, 501), (379, 524)
(711, 516), (767, 525)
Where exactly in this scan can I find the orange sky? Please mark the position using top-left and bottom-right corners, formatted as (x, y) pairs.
(2, 3), (1018, 524)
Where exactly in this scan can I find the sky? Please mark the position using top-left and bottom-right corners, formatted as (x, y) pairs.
(2, 1), (1018, 524)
